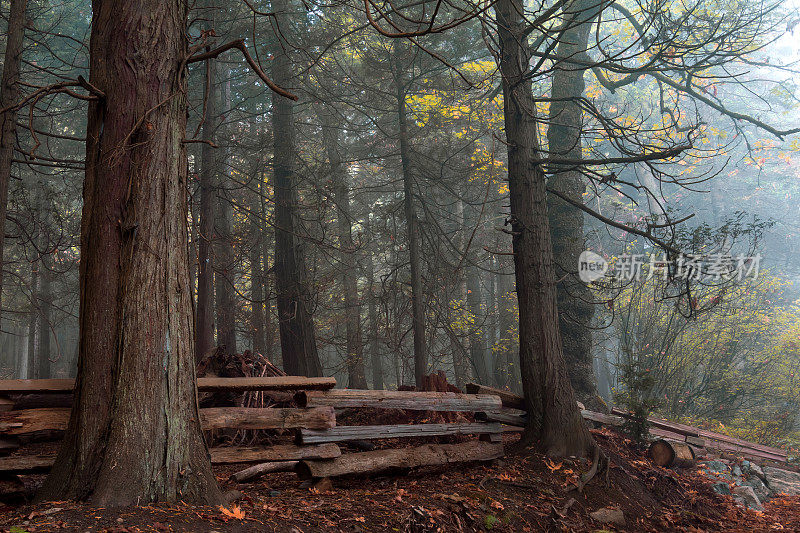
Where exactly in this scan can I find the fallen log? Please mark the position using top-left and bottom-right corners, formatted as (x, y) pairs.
(611, 407), (787, 461)
(230, 461), (299, 482)
(649, 439), (696, 468)
(0, 376), (336, 395)
(475, 410), (526, 427)
(0, 408), (69, 435)
(0, 396), (13, 412)
(296, 440), (504, 479)
(200, 407), (335, 431)
(0, 443), (342, 474)
(295, 389), (501, 412)
(296, 422), (503, 445)
(464, 383), (524, 410)
(210, 443), (341, 464)
(1, 406), (335, 436)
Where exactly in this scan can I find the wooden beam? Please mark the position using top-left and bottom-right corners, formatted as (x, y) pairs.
(0, 376), (336, 394)
(297, 422), (503, 445)
(296, 441), (504, 479)
(1, 407), (336, 436)
(296, 389), (501, 412)
(475, 410), (526, 427)
(0, 444), (343, 473)
(210, 443), (341, 464)
(230, 461), (299, 482)
(464, 383), (524, 410)
(0, 396), (13, 412)
(200, 407), (335, 431)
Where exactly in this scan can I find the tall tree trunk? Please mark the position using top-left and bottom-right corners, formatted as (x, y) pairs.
(271, 0), (322, 377)
(364, 240), (383, 389)
(27, 263), (38, 379)
(250, 166), (267, 356)
(451, 200), (470, 389)
(494, 259), (519, 391)
(37, 223), (51, 380)
(495, 0), (595, 457)
(195, 23), (218, 362)
(0, 0), (27, 326)
(39, 0), (221, 505)
(392, 42), (427, 388)
(547, 0), (599, 403)
(214, 70), (237, 356)
(322, 109), (367, 388)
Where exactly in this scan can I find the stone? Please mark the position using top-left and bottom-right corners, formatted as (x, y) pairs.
(764, 467), (800, 496)
(733, 485), (763, 512)
(711, 482), (732, 495)
(589, 507), (626, 527)
(743, 474), (772, 501)
(700, 460), (732, 481)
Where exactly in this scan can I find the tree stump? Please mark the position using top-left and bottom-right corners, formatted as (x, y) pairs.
(649, 439), (696, 468)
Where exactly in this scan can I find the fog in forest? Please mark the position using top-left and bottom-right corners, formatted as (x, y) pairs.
(1, 0), (799, 455)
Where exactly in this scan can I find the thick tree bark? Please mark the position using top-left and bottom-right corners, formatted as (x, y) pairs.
(322, 109), (367, 388)
(547, 0), (599, 403)
(495, 0), (595, 457)
(392, 42), (427, 388)
(271, 0), (322, 377)
(214, 70), (238, 356)
(195, 31), (218, 363)
(0, 0), (27, 326)
(38, 0), (222, 505)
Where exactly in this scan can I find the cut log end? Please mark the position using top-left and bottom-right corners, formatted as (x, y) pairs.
(648, 439), (695, 468)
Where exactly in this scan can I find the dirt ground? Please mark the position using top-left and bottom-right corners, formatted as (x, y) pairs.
(1, 428), (799, 532)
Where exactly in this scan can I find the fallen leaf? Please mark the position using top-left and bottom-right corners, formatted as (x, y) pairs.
(219, 504), (246, 520)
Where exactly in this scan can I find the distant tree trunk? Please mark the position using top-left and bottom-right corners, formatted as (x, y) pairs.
(364, 240), (384, 389)
(495, 0), (595, 457)
(392, 42), (427, 388)
(322, 109), (367, 388)
(463, 201), (488, 383)
(250, 166), (267, 356)
(547, 0), (599, 403)
(494, 260), (519, 391)
(0, 0), (27, 325)
(27, 264), (38, 379)
(195, 24), (218, 362)
(214, 70), (237, 356)
(271, 0), (322, 377)
(39, 0), (221, 505)
(451, 200), (470, 389)
(37, 234), (52, 381)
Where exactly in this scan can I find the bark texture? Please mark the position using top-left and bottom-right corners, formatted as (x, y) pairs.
(38, 0), (222, 505)
(495, 0), (595, 457)
(547, 0), (599, 402)
(271, 0), (322, 377)
(0, 0), (27, 326)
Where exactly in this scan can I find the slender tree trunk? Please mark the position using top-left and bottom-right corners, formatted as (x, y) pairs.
(365, 242), (384, 389)
(271, 0), (322, 377)
(451, 200), (470, 388)
(547, 0), (599, 403)
(195, 29), (218, 362)
(322, 109), (367, 388)
(27, 264), (38, 379)
(0, 0), (27, 325)
(39, 0), (221, 505)
(214, 70), (237, 356)
(495, 0), (595, 457)
(37, 230), (52, 381)
(250, 167), (266, 356)
(495, 259), (519, 391)
(392, 43), (427, 388)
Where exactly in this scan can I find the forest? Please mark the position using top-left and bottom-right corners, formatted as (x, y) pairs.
(0, 0), (800, 529)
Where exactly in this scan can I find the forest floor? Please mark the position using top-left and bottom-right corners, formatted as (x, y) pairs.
(1, 427), (799, 532)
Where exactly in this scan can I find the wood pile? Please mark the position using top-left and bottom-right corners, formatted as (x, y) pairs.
(0, 373), (506, 490)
